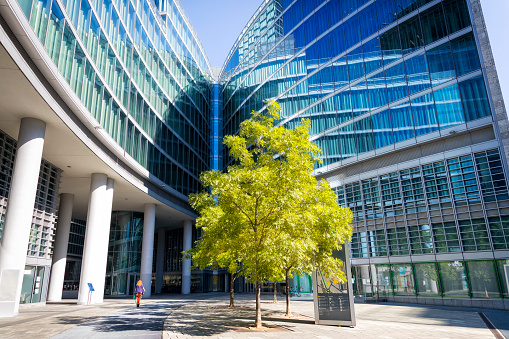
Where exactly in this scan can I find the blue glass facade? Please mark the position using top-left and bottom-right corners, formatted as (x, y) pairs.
(221, 0), (490, 167)
(220, 0), (509, 303)
(211, 82), (223, 171)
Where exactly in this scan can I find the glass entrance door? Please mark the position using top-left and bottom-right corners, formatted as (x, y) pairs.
(31, 267), (45, 303)
(19, 265), (45, 304)
(20, 266), (35, 304)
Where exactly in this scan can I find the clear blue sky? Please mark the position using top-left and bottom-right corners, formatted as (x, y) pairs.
(181, 0), (508, 112)
(480, 0), (509, 114)
(180, 0), (263, 67)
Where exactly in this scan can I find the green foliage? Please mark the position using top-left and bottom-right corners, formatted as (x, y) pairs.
(188, 101), (352, 287)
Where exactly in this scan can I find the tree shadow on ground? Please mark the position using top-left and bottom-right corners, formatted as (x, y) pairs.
(164, 302), (310, 337)
(54, 301), (186, 335)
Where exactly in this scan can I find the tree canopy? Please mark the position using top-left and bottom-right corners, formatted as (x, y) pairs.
(188, 101), (352, 328)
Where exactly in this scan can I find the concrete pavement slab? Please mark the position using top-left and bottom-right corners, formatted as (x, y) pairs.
(0, 293), (506, 338)
(163, 295), (498, 339)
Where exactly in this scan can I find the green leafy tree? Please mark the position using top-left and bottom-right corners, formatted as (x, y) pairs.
(186, 218), (243, 307)
(188, 101), (352, 328)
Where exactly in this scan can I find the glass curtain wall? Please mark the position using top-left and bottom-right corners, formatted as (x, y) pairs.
(221, 0), (486, 169)
(219, 0), (509, 302)
(352, 259), (509, 299)
(105, 211), (143, 295)
(15, 0), (213, 197)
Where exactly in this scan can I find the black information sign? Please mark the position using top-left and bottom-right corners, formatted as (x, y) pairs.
(312, 243), (356, 326)
(317, 292), (351, 321)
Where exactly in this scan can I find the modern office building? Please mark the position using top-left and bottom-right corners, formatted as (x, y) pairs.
(0, 0), (213, 317)
(0, 0), (508, 318)
(220, 0), (509, 309)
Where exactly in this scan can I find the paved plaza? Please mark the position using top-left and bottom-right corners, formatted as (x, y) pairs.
(0, 293), (507, 339)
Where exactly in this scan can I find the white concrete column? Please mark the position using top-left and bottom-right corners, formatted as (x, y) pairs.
(140, 203), (156, 298)
(0, 118), (45, 317)
(181, 220), (192, 295)
(155, 228), (165, 293)
(77, 174), (114, 305)
(47, 193), (74, 302)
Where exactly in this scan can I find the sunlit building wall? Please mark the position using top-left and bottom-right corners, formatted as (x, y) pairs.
(220, 0), (509, 308)
(0, 0), (214, 312)
(15, 0), (212, 197)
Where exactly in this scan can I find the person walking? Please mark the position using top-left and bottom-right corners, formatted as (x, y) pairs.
(135, 280), (145, 307)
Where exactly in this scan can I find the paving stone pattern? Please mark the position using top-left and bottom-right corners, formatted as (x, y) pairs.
(0, 293), (506, 338)
(163, 294), (499, 339)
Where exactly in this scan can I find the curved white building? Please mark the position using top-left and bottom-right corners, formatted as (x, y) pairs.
(0, 0), (211, 316)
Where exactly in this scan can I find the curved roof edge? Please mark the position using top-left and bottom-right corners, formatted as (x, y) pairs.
(173, 0), (213, 73)
(220, 0), (273, 75)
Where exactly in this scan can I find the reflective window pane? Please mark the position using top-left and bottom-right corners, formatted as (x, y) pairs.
(405, 53), (431, 95)
(434, 84), (464, 129)
(451, 33), (480, 77)
(373, 264), (392, 296)
(459, 76), (491, 122)
(411, 93), (438, 136)
(415, 262), (440, 296)
(439, 261), (469, 297)
(372, 109), (393, 148)
(391, 264), (416, 296)
(443, 0), (471, 35)
(496, 259), (509, 297)
(390, 102), (414, 143)
(467, 260), (501, 298)
(427, 42), (456, 86)
(420, 3), (448, 45)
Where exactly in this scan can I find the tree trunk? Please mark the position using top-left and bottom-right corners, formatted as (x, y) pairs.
(255, 281), (262, 328)
(229, 273), (235, 308)
(285, 269), (291, 317)
(273, 282), (277, 303)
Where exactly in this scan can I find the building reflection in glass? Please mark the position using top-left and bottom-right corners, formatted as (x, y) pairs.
(105, 211), (144, 295)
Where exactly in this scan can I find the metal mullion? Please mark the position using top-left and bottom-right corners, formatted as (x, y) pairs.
(134, 5), (210, 120)
(358, 179), (370, 257)
(168, 0), (211, 73)
(443, 156), (469, 261)
(470, 150), (495, 252)
(448, 157), (472, 248)
(435, 261), (445, 297)
(463, 259), (473, 298)
(164, 7), (211, 99)
(421, 163), (441, 258)
(128, 54), (208, 154)
(380, 176), (393, 257)
(490, 259), (504, 298)
(394, 170), (412, 257)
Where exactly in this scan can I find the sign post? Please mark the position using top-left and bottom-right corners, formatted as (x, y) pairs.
(312, 243), (356, 327)
(87, 283), (94, 305)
